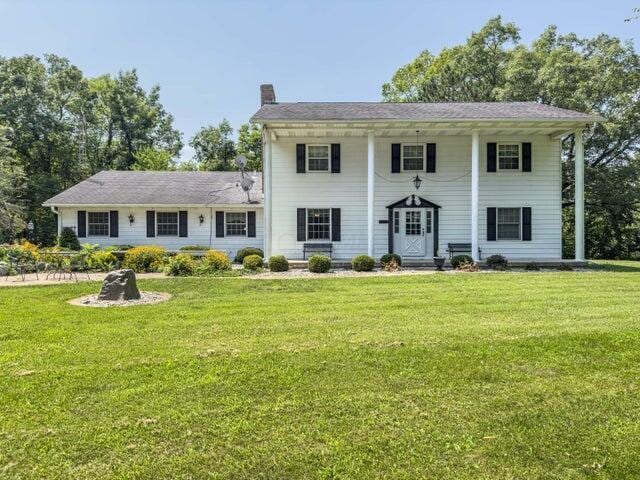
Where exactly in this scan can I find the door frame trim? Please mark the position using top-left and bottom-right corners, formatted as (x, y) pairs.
(386, 195), (441, 257)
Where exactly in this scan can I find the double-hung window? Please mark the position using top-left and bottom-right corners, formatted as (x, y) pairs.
(402, 144), (424, 171)
(307, 145), (330, 172)
(307, 208), (330, 240)
(87, 212), (109, 236)
(498, 143), (520, 170)
(497, 208), (521, 240)
(225, 212), (247, 236)
(157, 212), (178, 236)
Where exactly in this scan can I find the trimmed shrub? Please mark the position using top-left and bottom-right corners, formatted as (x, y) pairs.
(165, 253), (197, 276)
(122, 245), (167, 272)
(58, 227), (81, 250)
(202, 249), (231, 271)
(458, 260), (480, 272)
(485, 254), (508, 271)
(268, 255), (289, 272)
(558, 262), (574, 271)
(234, 247), (264, 263)
(243, 254), (264, 270)
(309, 254), (331, 273)
(88, 250), (118, 272)
(352, 254), (375, 272)
(180, 245), (210, 251)
(380, 253), (402, 267)
(524, 261), (540, 271)
(451, 254), (473, 269)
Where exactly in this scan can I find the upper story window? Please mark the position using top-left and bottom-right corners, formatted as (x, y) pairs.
(307, 208), (330, 240)
(497, 207), (521, 240)
(225, 212), (247, 236)
(88, 212), (109, 236)
(498, 143), (520, 170)
(307, 145), (330, 172)
(157, 212), (178, 236)
(402, 144), (424, 171)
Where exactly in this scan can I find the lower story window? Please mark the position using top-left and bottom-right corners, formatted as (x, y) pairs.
(88, 212), (109, 236)
(426, 210), (432, 234)
(393, 211), (400, 234)
(497, 208), (521, 240)
(157, 212), (178, 236)
(307, 208), (330, 240)
(225, 212), (247, 236)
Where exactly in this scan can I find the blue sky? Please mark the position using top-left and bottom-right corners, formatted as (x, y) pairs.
(1, 0), (638, 160)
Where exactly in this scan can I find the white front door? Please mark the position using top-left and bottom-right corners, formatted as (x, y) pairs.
(402, 209), (426, 257)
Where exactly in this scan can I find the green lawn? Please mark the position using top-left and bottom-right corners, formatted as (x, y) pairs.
(2, 263), (640, 479)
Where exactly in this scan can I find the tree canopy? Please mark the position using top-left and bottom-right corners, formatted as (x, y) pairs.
(383, 17), (640, 259)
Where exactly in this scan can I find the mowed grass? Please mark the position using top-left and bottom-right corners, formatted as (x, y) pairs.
(1, 264), (640, 479)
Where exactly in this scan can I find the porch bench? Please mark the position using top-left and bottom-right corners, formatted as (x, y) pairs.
(446, 243), (482, 260)
(303, 243), (333, 259)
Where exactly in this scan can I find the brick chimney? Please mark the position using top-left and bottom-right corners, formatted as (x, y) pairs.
(260, 84), (276, 105)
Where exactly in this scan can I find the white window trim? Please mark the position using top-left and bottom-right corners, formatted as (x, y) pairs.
(87, 211), (110, 237)
(400, 143), (426, 172)
(306, 207), (332, 242)
(497, 143), (522, 172)
(306, 144), (331, 173)
(156, 211), (179, 237)
(224, 211), (248, 237)
(496, 207), (522, 241)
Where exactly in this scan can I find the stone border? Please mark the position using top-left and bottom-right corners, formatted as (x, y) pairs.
(68, 291), (172, 308)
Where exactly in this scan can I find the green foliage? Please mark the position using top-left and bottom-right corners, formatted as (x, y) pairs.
(242, 254), (263, 270)
(380, 253), (402, 267)
(485, 254), (508, 270)
(0, 125), (25, 243)
(58, 227), (80, 250)
(237, 123), (262, 171)
(132, 147), (175, 171)
(352, 254), (375, 272)
(524, 261), (541, 271)
(201, 249), (231, 271)
(180, 245), (210, 251)
(268, 255), (289, 272)
(189, 119), (236, 171)
(165, 253), (196, 276)
(122, 245), (167, 272)
(234, 247), (264, 263)
(87, 250), (118, 272)
(308, 254), (331, 273)
(558, 262), (574, 271)
(451, 255), (474, 269)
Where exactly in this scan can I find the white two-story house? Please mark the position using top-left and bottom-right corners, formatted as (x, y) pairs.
(251, 84), (600, 262)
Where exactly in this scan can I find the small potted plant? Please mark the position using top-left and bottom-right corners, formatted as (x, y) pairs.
(433, 256), (445, 271)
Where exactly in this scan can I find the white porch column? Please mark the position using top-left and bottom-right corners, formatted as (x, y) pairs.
(471, 130), (480, 262)
(574, 129), (584, 261)
(367, 130), (375, 257)
(264, 129), (272, 259)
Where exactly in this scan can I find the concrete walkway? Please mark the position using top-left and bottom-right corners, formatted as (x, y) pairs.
(0, 272), (167, 287)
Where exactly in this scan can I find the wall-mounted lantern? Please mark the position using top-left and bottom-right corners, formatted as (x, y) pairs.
(199, 214), (205, 225)
(128, 214), (134, 225)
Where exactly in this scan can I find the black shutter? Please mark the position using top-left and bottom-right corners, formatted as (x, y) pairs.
(331, 208), (341, 242)
(77, 210), (86, 238)
(330, 144), (341, 173)
(146, 211), (155, 238)
(426, 143), (436, 173)
(522, 142), (532, 172)
(109, 210), (119, 238)
(179, 210), (188, 237)
(391, 143), (401, 173)
(522, 207), (532, 241)
(216, 211), (224, 238)
(297, 208), (306, 241)
(487, 207), (497, 241)
(487, 143), (497, 172)
(296, 144), (306, 173)
(247, 211), (256, 237)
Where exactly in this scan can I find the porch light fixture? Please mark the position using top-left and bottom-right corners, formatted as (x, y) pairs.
(413, 174), (422, 190)
(199, 214), (205, 225)
(128, 214), (134, 225)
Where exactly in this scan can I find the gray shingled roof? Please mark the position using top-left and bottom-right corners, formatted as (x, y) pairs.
(251, 102), (600, 123)
(43, 171), (263, 206)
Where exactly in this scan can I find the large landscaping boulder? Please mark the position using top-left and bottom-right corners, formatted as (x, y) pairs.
(98, 269), (141, 301)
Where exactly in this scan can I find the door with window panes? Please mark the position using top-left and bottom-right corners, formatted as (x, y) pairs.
(393, 208), (434, 258)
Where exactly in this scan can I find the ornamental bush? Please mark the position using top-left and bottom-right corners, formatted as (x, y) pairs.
(165, 253), (197, 276)
(122, 245), (167, 272)
(309, 254), (331, 273)
(88, 250), (118, 272)
(268, 255), (289, 272)
(451, 254), (473, 269)
(243, 254), (264, 270)
(180, 245), (210, 251)
(202, 249), (231, 271)
(380, 253), (402, 267)
(58, 227), (81, 250)
(234, 247), (264, 263)
(352, 254), (375, 272)
(485, 254), (508, 271)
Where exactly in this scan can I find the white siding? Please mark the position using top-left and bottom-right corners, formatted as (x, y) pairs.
(58, 206), (263, 259)
(270, 135), (561, 260)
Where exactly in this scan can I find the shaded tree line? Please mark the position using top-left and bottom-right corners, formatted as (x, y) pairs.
(383, 17), (640, 259)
